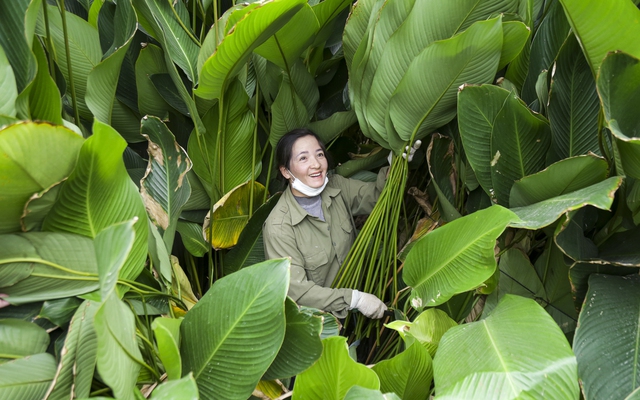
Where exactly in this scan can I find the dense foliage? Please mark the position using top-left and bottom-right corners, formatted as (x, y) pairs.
(1, 0), (640, 399)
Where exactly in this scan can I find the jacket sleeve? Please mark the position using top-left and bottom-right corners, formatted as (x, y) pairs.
(263, 220), (353, 318)
(335, 166), (389, 216)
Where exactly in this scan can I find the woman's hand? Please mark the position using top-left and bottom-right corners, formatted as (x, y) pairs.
(387, 140), (422, 164)
(350, 290), (387, 319)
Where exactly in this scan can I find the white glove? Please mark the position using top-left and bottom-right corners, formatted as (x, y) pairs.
(349, 290), (387, 319)
(387, 140), (422, 164)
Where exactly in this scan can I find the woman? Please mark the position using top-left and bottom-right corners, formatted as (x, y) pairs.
(263, 129), (419, 319)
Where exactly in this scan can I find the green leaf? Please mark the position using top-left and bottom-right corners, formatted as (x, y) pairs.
(45, 4), (102, 119)
(86, 0), (136, 123)
(509, 176), (622, 229)
(22, 38), (63, 124)
(176, 221), (208, 257)
(148, 221), (172, 284)
(403, 205), (517, 308)
(95, 220), (136, 300)
(195, 0), (306, 100)
(180, 258), (290, 400)
(94, 293), (143, 400)
(150, 373), (198, 400)
(38, 297), (82, 327)
(0, 319), (49, 359)
(203, 181), (266, 250)
(520, 0), (571, 103)
(223, 193), (281, 274)
(263, 298), (323, 381)
(403, 308), (457, 357)
(548, 34), (600, 158)
(269, 75), (309, 148)
(0, 45), (17, 117)
(188, 80), (260, 198)
(308, 110), (358, 144)
(152, 317), (182, 380)
(372, 343), (433, 400)
(254, 4), (319, 70)
(335, 147), (388, 178)
(0, 0), (37, 93)
(389, 17), (504, 146)
(140, 116), (192, 251)
(293, 336), (380, 399)
(458, 84), (512, 197)
(43, 120), (148, 281)
(597, 52), (640, 179)
(299, 306), (341, 340)
(490, 91), (551, 206)
(0, 233), (99, 303)
(142, 0), (199, 84)
(509, 155), (609, 207)
(498, 21), (530, 71)
(434, 295), (579, 399)
(344, 387), (401, 400)
(47, 300), (99, 400)
(135, 44), (172, 118)
(0, 122), (83, 234)
(0, 353), (56, 400)
(558, 0), (640, 75)
(569, 262), (638, 308)
(574, 274), (640, 400)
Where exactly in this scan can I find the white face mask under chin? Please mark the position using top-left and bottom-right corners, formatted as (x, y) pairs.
(288, 170), (328, 197)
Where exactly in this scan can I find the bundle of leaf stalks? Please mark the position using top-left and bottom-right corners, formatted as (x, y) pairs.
(332, 154), (409, 340)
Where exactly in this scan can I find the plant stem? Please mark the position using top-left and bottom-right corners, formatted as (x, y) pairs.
(249, 84), (260, 218)
(57, 0), (82, 133)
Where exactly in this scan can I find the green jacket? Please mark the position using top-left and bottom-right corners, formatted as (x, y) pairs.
(263, 168), (388, 317)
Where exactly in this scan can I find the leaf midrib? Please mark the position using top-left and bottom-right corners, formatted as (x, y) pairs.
(482, 320), (519, 396)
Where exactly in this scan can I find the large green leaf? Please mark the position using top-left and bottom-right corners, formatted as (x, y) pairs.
(269, 75), (309, 148)
(0, 45), (17, 118)
(140, 116), (192, 251)
(45, 4), (102, 119)
(597, 52), (640, 179)
(0, 353), (56, 400)
(142, 0), (199, 84)
(150, 374), (198, 400)
(202, 181), (266, 250)
(38, 297), (82, 327)
(490, 91), (551, 206)
(389, 17), (503, 146)
(43, 120), (148, 281)
(95, 220), (136, 300)
(86, 0), (137, 123)
(223, 193), (281, 274)
(344, 387), (401, 400)
(23, 39), (63, 124)
(548, 34), (600, 158)
(0, 122), (83, 234)
(135, 44), (172, 118)
(427, 134), (461, 222)
(46, 300), (99, 400)
(189, 80), (260, 199)
(181, 258), (290, 400)
(558, 0), (640, 75)
(254, 4), (319, 70)
(263, 298), (323, 381)
(458, 84), (511, 197)
(176, 221), (208, 257)
(573, 274), (640, 400)
(152, 317), (182, 381)
(293, 336), (380, 400)
(195, 0), (306, 100)
(0, 0), (37, 93)
(509, 155), (609, 207)
(308, 110), (358, 144)
(0, 233), (99, 303)
(0, 319), (49, 359)
(94, 293), (143, 400)
(509, 176), (622, 230)
(403, 206), (517, 308)
(387, 308), (457, 358)
(372, 343), (433, 400)
(498, 20), (530, 71)
(433, 295), (579, 399)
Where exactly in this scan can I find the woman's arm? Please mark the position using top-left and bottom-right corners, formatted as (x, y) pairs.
(333, 166), (389, 216)
(262, 221), (353, 317)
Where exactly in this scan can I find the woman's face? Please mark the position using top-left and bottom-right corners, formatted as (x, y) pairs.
(280, 135), (328, 197)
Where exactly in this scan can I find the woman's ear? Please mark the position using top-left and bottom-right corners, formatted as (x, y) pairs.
(279, 166), (291, 180)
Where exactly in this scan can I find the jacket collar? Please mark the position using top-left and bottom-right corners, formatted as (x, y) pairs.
(283, 179), (341, 226)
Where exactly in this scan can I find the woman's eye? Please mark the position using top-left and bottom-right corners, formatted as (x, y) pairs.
(318, 152), (324, 158)
(299, 156), (307, 161)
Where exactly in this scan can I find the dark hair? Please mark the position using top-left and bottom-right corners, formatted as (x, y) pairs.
(275, 128), (332, 171)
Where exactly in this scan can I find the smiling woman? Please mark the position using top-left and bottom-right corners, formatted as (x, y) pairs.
(263, 129), (389, 319)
